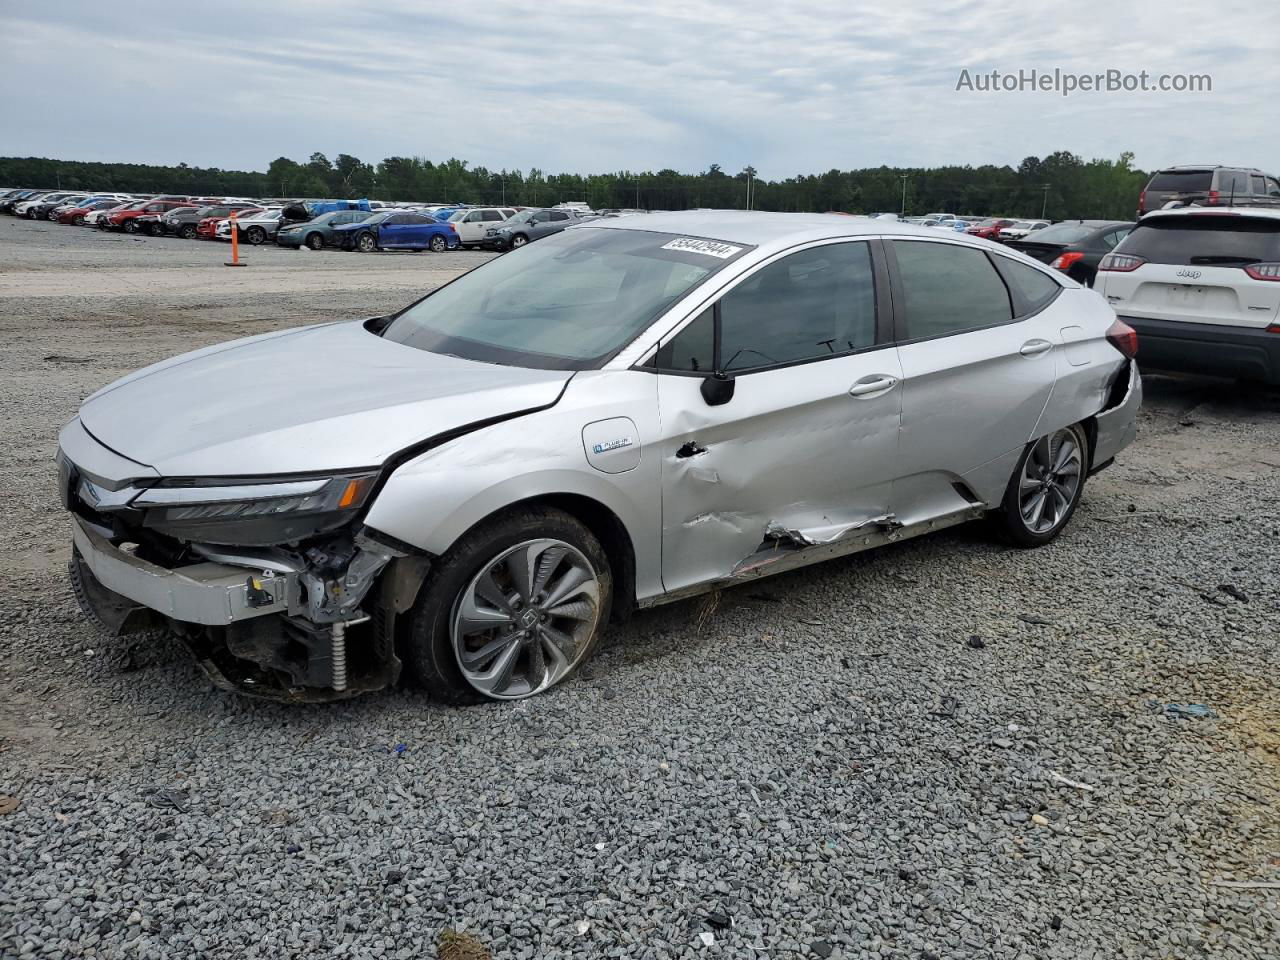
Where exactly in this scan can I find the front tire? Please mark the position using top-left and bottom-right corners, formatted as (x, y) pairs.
(355, 232), (377, 253)
(123, 219), (139, 234)
(305, 232), (324, 250)
(405, 507), (612, 703)
(510, 233), (529, 248)
(180, 224), (198, 240)
(996, 424), (1089, 547)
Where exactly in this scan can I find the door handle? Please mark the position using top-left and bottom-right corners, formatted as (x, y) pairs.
(1020, 339), (1053, 357)
(849, 375), (898, 397)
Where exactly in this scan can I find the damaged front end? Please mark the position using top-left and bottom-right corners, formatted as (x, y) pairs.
(63, 461), (429, 702)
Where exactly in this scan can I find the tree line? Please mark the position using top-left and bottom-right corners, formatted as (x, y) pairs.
(0, 150), (1148, 219)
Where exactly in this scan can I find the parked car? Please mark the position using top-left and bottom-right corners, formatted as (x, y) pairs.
(56, 198), (123, 225)
(1096, 207), (1280, 384)
(447, 207), (520, 248)
(217, 207), (285, 244)
(197, 207), (262, 239)
(84, 201), (140, 227)
(1139, 165), (1280, 217)
(481, 208), (592, 250)
(57, 212), (1139, 704)
(334, 211), (461, 252)
(967, 218), (1017, 240)
(101, 200), (196, 233)
(276, 210), (378, 250)
(160, 203), (259, 239)
(1004, 220), (1133, 287)
(16, 192), (82, 218)
(998, 220), (1050, 241)
(1, 190), (47, 214)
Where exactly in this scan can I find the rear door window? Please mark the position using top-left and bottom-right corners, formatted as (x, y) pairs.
(1120, 216), (1280, 265)
(892, 241), (1013, 339)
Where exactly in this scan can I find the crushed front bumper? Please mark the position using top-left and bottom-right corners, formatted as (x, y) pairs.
(68, 514), (415, 701)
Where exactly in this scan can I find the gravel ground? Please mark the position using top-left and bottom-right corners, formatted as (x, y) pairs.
(1, 218), (1278, 960)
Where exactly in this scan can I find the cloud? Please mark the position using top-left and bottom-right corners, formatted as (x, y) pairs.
(1, 0), (1276, 178)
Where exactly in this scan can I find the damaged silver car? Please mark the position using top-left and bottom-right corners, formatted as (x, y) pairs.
(58, 212), (1141, 703)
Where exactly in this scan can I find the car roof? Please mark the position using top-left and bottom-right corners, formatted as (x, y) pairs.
(587, 210), (1006, 249)
(1140, 206), (1280, 222)
(1159, 164), (1263, 172)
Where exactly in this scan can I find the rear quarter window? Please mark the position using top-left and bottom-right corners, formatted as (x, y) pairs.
(1120, 216), (1280, 265)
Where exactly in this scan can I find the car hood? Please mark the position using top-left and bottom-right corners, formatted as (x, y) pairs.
(78, 320), (572, 477)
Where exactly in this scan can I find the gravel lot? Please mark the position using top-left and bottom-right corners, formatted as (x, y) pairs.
(1, 217), (1278, 960)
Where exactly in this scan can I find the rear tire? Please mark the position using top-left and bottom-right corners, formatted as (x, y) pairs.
(429, 234), (447, 252)
(995, 423), (1089, 547)
(123, 220), (139, 234)
(245, 226), (266, 245)
(404, 507), (612, 704)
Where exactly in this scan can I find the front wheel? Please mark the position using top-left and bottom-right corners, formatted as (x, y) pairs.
(355, 232), (377, 252)
(429, 234), (447, 252)
(510, 233), (529, 248)
(123, 219), (139, 234)
(180, 224), (198, 240)
(996, 424), (1089, 547)
(405, 507), (612, 703)
(305, 232), (324, 250)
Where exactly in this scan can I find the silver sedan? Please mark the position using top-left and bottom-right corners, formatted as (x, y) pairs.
(58, 212), (1141, 702)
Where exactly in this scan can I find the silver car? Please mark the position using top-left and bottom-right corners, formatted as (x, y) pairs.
(58, 213), (1141, 703)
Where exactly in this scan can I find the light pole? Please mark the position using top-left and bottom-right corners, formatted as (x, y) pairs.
(1040, 184), (1050, 219)
(899, 174), (909, 215)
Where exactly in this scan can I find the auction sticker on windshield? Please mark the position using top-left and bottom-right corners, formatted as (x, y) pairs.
(661, 237), (743, 259)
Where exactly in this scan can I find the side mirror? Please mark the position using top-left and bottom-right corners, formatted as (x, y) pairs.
(700, 372), (735, 406)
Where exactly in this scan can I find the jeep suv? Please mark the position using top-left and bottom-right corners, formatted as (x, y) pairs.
(1096, 207), (1280, 384)
(1139, 166), (1280, 217)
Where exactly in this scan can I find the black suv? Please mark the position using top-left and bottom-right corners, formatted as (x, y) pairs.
(1139, 166), (1280, 216)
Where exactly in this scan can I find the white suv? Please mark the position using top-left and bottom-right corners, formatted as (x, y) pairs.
(448, 207), (519, 247)
(1095, 207), (1280, 385)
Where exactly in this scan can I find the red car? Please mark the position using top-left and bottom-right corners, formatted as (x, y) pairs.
(101, 200), (196, 233)
(965, 218), (1017, 240)
(56, 199), (125, 226)
(196, 206), (261, 239)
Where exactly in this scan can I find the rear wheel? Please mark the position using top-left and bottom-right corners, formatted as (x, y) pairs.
(405, 507), (611, 703)
(996, 424), (1089, 547)
(429, 234), (447, 252)
(305, 232), (324, 250)
(245, 226), (267, 245)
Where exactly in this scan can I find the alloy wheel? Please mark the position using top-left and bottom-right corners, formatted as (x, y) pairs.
(1018, 428), (1084, 534)
(451, 538), (602, 699)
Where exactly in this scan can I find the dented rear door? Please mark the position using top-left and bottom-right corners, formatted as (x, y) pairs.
(652, 239), (902, 593)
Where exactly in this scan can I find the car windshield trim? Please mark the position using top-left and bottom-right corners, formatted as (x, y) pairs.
(380, 227), (754, 370)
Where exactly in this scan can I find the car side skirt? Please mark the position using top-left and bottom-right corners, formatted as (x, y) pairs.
(638, 504), (987, 609)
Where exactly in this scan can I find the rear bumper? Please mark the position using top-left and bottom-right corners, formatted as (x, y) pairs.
(1120, 315), (1280, 385)
(1092, 360), (1142, 470)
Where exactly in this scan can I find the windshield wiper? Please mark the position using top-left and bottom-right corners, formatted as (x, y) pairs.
(1189, 255), (1261, 265)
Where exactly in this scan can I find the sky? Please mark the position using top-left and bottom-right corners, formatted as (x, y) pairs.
(1, 0), (1276, 178)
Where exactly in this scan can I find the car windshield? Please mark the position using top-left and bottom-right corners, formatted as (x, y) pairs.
(1024, 223), (1095, 244)
(383, 227), (751, 369)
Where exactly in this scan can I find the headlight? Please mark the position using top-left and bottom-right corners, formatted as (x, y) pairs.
(133, 473), (377, 546)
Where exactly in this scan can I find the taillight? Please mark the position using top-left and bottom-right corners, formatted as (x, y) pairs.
(1243, 263), (1280, 281)
(1050, 251), (1085, 271)
(1137, 190), (1146, 215)
(1098, 253), (1145, 272)
(1268, 324), (1280, 334)
(1105, 319), (1139, 358)
(1207, 189), (1220, 205)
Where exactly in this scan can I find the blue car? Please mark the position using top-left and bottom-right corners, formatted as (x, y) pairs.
(333, 211), (460, 252)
